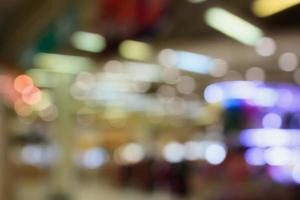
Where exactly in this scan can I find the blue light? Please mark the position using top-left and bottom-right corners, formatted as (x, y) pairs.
(175, 51), (214, 74)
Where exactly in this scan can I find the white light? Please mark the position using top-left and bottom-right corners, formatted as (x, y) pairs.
(82, 148), (108, 169)
(204, 85), (224, 103)
(205, 143), (227, 165)
(245, 67), (265, 81)
(158, 49), (177, 67)
(120, 143), (145, 164)
(292, 165), (300, 184)
(255, 37), (276, 57)
(264, 147), (292, 166)
(278, 52), (298, 72)
(71, 31), (106, 53)
(253, 88), (278, 107)
(245, 148), (266, 166)
(175, 51), (214, 74)
(163, 142), (186, 163)
(262, 113), (282, 129)
(184, 141), (206, 161)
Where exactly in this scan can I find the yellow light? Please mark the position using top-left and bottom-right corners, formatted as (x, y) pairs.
(71, 31), (106, 53)
(253, 0), (300, 17)
(205, 7), (264, 46)
(119, 40), (153, 61)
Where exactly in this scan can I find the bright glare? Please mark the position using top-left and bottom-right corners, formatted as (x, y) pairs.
(264, 147), (292, 166)
(71, 31), (106, 53)
(245, 148), (266, 166)
(14, 75), (33, 93)
(205, 7), (264, 46)
(119, 40), (153, 61)
(205, 143), (227, 165)
(253, 0), (300, 17)
(292, 165), (300, 184)
(175, 51), (214, 74)
(82, 148), (108, 169)
(262, 113), (282, 129)
(120, 143), (145, 164)
(163, 142), (186, 163)
(204, 85), (224, 103)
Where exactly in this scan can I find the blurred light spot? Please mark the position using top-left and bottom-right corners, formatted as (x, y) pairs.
(124, 62), (162, 82)
(245, 67), (265, 81)
(103, 60), (124, 73)
(292, 165), (300, 184)
(166, 97), (186, 115)
(120, 143), (145, 164)
(75, 72), (95, 90)
(245, 148), (265, 166)
(188, 0), (206, 3)
(157, 85), (176, 99)
(34, 53), (94, 73)
(163, 142), (185, 163)
(81, 148), (108, 169)
(262, 113), (282, 128)
(253, 88), (278, 107)
(175, 51), (214, 74)
(205, 143), (227, 165)
(176, 76), (196, 95)
(184, 141), (205, 161)
(205, 7), (264, 46)
(119, 40), (153, 61)
(162, 68), (181, 84)
(204, 85), (224, 103)
(22, 86), (42, 105)
(240, 129), (296, 148)
(253, 0), (300, 17)
(21, 145), (55, 167)
(210, 59), (229, 77)
(255, 37), (276, 56)
(132, 82), (151, 93)
(39, 105), (58, 122)
(14, 99), (33, 117)
(278, 52), (298, 72)
(158, 49), (177, 67)
(264, 147), (292, 166)
(71, 31), (106, 53)
(14, 75), (33, 93)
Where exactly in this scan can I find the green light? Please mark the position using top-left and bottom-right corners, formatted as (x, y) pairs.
(205, 7), (264, 46)
(33, 53), (94, 73)
(71, 31), (106, 53)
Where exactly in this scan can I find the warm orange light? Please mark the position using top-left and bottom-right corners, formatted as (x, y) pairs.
(22, 86), (42, 105)
(14, 75), (33, 93)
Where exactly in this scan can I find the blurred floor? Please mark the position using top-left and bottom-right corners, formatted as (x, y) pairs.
(16, 178), (187, 200)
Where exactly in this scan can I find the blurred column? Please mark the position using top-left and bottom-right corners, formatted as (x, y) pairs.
(49, 74), (76, 200)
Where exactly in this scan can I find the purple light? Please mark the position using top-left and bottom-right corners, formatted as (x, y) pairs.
(268, 166), (293, 184)
(245, 147), (265, 166)
(204, 81), (300, 110)
(262, 113), (282, 129)
(240, 129), (300, 147)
